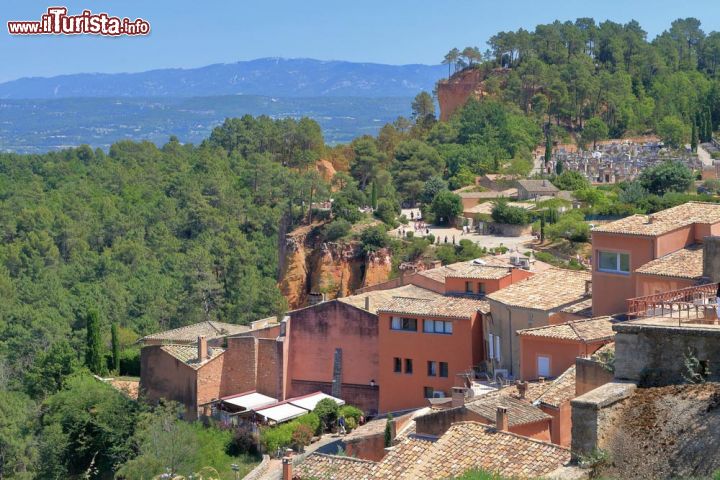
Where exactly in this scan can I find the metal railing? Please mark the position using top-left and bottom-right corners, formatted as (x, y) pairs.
(626, 283), (719, 325)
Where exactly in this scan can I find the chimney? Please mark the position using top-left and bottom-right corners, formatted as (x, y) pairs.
(452, 387), (466, 408)
(538, 376), (545, 384)
(365, 296), (371, 311)
(703, 236), (720, 283)
(517, 381), (528, 399)
(282, 457), (292, 480)
(198, 336), (208, 361)
(496, 406), (509, 431)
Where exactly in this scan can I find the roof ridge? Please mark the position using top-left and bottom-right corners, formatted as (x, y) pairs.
(447, 421), (571, 451)
(307, 452), (377, 464)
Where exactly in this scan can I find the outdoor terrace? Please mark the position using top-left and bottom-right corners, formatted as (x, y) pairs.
(626, 283), (720, 328)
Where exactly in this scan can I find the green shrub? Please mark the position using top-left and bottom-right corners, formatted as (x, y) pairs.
(360, 225), (389, 254)
(491, 200), (530, 225)
(119, 348), (140, 376)
(324, 219), (351, 241)
(545, 212), (590, 242)
(314, 398), (340, 432)
(345, 417), (358, 432)
(296, 413), (321, 436)
(374, 198), (399, 227)
(260, 422), (296, 453)
(405, 230), (414, 239)
(292, 424), (314, 451)
(339, 405), (363, 424)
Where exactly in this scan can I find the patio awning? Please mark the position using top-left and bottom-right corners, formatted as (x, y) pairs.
(255, 403), (308, 423)
(288, 392), (345, 411)
(223, 392), (278, 411)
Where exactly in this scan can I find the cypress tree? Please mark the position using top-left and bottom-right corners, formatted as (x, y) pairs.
(555, 159), (564, 175)
(85, 309), (104, 375)
(708, 109), (714, 141)
(384, 414), (394, 447)
(544, 131), (552, 166)
(111, 323), (120, 374)
(691, 122), (698, 152)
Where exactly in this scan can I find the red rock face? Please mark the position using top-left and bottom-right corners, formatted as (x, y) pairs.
(437, 69), (486, 121)
(278, 224), (393, 309)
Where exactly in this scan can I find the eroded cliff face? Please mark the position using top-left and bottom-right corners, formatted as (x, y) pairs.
(278, 225), (393, 309)
(437, 67), (510, 120)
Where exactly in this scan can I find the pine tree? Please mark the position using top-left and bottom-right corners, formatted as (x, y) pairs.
(85, 309), (104, 375)
(370, 182), (378, 210)
(111, 323), (120, 374)
(691, 121), (698, 152)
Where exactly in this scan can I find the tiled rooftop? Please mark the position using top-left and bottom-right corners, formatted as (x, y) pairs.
(160, 344), (224, 369)
(560, 297), (594, 316)
(140, 320), (250, 344)
(416, 257), (518, 283)
(465, 394), (551, 427)
(464, 201), (535, 215)
(458, 188), (518, 199)
(495, 381), (552, 403)
(296, 422), (570, 480)
(294, 453), (376, 480)
(592, 202), (720, 237)
(445, 264), (514, 280)
(536, 366), (577, 408)
(338, 284), (441, 314)
(635, 244), (704, 279)
(486, 268), (591, 311)
(517, 316), (615, 342)
(378, 295), (490, 319)
(517, 179), (559, 193)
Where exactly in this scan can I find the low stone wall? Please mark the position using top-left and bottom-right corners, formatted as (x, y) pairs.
(614, 323), (720, 386)
(575, 357), (614, 396)
(243, 454), (270, 480)
(492, 222), (533, 237)
(571, 381), (636, 457)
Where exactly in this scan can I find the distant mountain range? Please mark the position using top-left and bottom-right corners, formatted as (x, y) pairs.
(0, 58), (446, 99)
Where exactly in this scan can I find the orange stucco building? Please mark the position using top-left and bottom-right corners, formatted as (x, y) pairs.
(517, 317), (614, 381)
(591, 202), (720, 316)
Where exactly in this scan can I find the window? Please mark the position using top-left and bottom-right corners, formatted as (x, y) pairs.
(598, 251), (630, 274)
(465, 281), (473, 293)
(478, 283), (486, 295)
(391, 317), (417, 331)
(427, 361), (437, 376)
(537, 356), (551, 378)
(405, 358), (413, 374)
(393, 357), (401, 373)
(439, 362), (448, 378)
(423, 386), (434, 398)
(423, 319), (453, 334)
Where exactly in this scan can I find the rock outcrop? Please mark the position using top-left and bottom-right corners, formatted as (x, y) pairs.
(437, 67), (510, 121)
(278, 224), (393, 309)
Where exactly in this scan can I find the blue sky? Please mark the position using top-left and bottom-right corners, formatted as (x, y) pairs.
(1, 0), (719, 83)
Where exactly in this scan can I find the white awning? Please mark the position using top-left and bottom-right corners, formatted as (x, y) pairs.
(223, 392), (278, 411)
(289, 392), (345, 411)
(256, 403), (308, 423)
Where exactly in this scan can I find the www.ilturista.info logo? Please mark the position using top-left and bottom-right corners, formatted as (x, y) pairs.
(7, 7), (150, 36)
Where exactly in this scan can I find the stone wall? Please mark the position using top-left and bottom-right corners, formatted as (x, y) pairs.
(257, 338), (284, 399)
(614, 323), (720, 386)
(291, 379), (379, 415)
(415, 406), (476, 436)
(571, 381), (636, 457)
(140, 345), (198, 418)
(576, 357), (615, 396)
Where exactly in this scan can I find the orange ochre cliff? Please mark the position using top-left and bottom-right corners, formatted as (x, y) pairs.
(279, 224), (392, 309)
(437, 67), (510, 121)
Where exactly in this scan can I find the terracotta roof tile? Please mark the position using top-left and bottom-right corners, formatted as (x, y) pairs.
(445, 264), (514, 280)
(464, 201), (535, 216)
(295, 453), (375, 480)
(140, 320), (250, 344)
(378, 296), (490, 319)
(495, 382), (552, 402)
(465, 395), (550, 427)
(536, 366), (577, 408)
(517, 316), (615, 342)
(458, 188), (518, 199)
(338, 284), (442, 314)
(409, 422), (569, 479)
(516, 179), (560, 193)
(160, 344), (224, 369)
(592, 202), (720, 237)
(295, 422), (570, 480)
(635, 244), (704, 280)
(487, 268), (591, 311)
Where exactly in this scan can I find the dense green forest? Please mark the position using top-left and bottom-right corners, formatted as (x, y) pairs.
(0, 16), (719, 480)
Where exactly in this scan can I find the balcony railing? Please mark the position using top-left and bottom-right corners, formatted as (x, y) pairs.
(626, 283), (719, 325)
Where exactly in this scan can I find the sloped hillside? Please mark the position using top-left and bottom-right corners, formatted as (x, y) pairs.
(599, 383), (720, 479)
